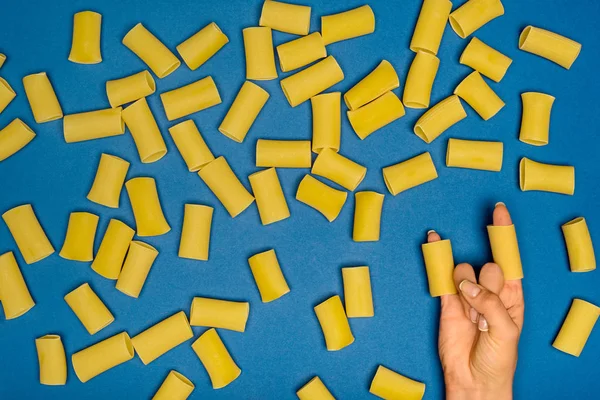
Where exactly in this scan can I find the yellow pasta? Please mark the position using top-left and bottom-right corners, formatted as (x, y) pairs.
(296, 175), (347, 222)
(519, 92), (554, 146)
(449, 0), (504, 39)
(35, 335), (67, 386)
(2, 204), (54, 264)
(382, 152), (438, 196)
(91, 219), (135, 279)
(403, 51), (439, 109)
(115, 241), (159, 298)
(248, 168), (290, 225)
(311, 92), (340, 153)
(63, 107), (124, 143)
(59, 211), (99, 262)
(178, 204), (213, 261)
(312, 148), (366, 191)
(321, 5), (375, 45)
(347, 91), (405, 140)
(553, 299), (600, 357)
(297, 377), (335, 400)
(342, 266), (374, 318)
(161, 76), (221, 121)
(190, 297), (250, 332)
(219, 81), (269, 143)
(64, 283), (114, 335)
(370, 365), (426, 400)
(168, 120), (214, 172)
(519, 26), (582, 69)
(259, 0), (311, 35)
(198, 156), (255, 218)
(248, 249), (290, 302)
(106, 70), (156, 108)
(243, 27), (278, 80)
(314, 295), (354, 351)
(446, 138), (503, 172)
(280, 56), (344, 107)
(0, 77), (16, 114)
(177, 22), (229, 71)
(122, 23), (180, 78)
(421, 239), (456, 297)
(153, 371), (195, 400)
(0, 119), (36, 162)
(22, 72), (63, 123)
(454, 71), (504, 120)
(459, 37), (512, 82)
(87, 153), (130, 208)
(125, 177), (171, 236)
(519, 157), (575, 195)
(0, 252), (35, 319)
(277, 32), (327, 72)
(72, 332), (134, 383)
(191, 328), (241, 389)
(68, 11), (102, 64)
(0, 53), (5, 68)
(256, 139), (312, 168)
(562, 217), (596, 273)
(131, 311), (193, 365)
(353, 191), (384, 242)
(487, 224), (523, 280)
(344, 61), (399, 110)
(413, 95), (466, 143)
(410, 0), (452, 55)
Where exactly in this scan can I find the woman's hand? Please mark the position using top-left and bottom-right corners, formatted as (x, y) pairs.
(433, 203), (525, 400)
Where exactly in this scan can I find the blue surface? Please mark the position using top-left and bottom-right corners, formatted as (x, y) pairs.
(1, 0), (599, 398)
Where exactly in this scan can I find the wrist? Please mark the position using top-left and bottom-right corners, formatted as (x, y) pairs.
(446, 384), (512, 400)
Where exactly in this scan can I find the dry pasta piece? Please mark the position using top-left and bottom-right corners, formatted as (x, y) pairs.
(256, 139), (311, 168)
(314, 295), (354, 351)
(446, 138), (503, 172)
(487, 224), (523, 280)
(160, 76), (221, 121)
(59, 212), (99, 262)
(449, 0), (504, 39)
(91, 219), (135, 279)
(169, 120), (214, 171)
(248, 249), (290, 302)
(35, 335), (67, 386)
(297, 377), (335, 400)
(311, 92), (340, 153)
(383, 152), (438, 196)
(192, 328), (241, 389)
(106, 70), (156, 108)
(277, 32), (327, 72)
(122, 98), (167, 163)
(519, 26), (581, 69)
(454, 71), (504, 120)
(342, 266), (374, 318)
(177, 22), (229, 71)
(311, 148), (366, 191)
(153, 371), (195, 400)
(553, 299), (600, 357)
(519, 157), (574, 195)
(190, 297), (250, 332)
(178, 204), (213, 261)
(22, 72), (63, 123)
(562, 217), (596, 273)
(403, 51), (439, 109)
(296, 175), (347, 222)
(280, 56), (344, 107)
(259, 0), (311, 35)
(132, 311), (193, 365)
(64, 283), (114, 335)
(72, 332), (134, 383)
(125, 177), (171, 236)
(414, 95), (466, 143)
(219, 81), (269, 143)
(87, 153), (130, 208)
(248, 168), (290, 225)
(321, 5), (375, 45)
(421, 238), (456, 297)
(243, 27), (278, 80)
(347, 91), (405, 140)
(0, 252), (35, 319)
(63, 107), (124, 143)
(0, 77), (16, 114)
(0, 53), (5, 68)
(69, 11), (102, 64)
(0, 119), (36, 162)
(370, 365), (426, 400)
(410, 0), (452, 55)
(115, 241), (158, 298)
(344, 60), (399, 111)
(2, 204), (54, 264)
(122, 23), (180, 78)
(459, 38), (512, 82)
(353, 191), (384, 242)
(519, 92), (554, 146)
(198, 156), (255, 218)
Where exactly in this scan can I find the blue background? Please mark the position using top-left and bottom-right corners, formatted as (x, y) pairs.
(1, 0), (599, 398)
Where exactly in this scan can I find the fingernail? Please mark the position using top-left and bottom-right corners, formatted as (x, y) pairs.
(495, 202), (506, 208)
(459, 280), (481, 298)
(478, 316), (489, 332)
(469, 307), (478, 323)
(427, 229), (436, 235)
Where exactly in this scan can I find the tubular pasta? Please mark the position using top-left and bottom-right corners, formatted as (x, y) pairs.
(248, 249), (290, 302)
(562, 217), (596, 273)
(2, 204), (54, 264)
(178, 204), (213, 261)
(314, 295), (354, 351)
(414, 95), (466, 143)
(344, 60), (399, 110)
(421, 239), (456, 297)
(519, 157), (575, 195)
(72, 332), (134, 383)
(115, 241), (159, 298)
(383, 152), (438, 196)
(63, 107), (124, 143)
(297, 377), (335, 400)
(370, 365), (426, 400)
(277, 32), (327, 72)
(64, 283), (114, 335)
(169, 120), (214, 172)
(153, 371), (195, 400)
(454, 71), (504, 120)
(22, 72), (63, 123)
(347, 91), (405, 140)
(91, 219), (135, 279)
(487, 224), (523, 280)
(342, 266), (374, 318)
(0, 77), (15, 114)
(177, 22), (229, 71)
(260, 0), (311, 35)
(449, 0), (504, 39)
(446, 138), (503, 172)
(243, 27), (278, 80)
(280, 56), (344, 107)
(248, 168), (290, 225)
(311, 148), (366, 191)
(519, 92), (554, 146)
(459, 38), (512, 82)
(403, 51), (439, 109)
(410, 0), (452, 55)
(321, 5), (375, 45)
(190, 297), (250, 332)
(219, 81), (269, 143)
(0, 119), (36, 162)
(311, 92), (340, 153)
(0, 53), (5, 68)
(59, 212), (99, 262)
(353, 191), (384, 242)
(122, 23), (180, 78)
(192, 328), (241, 389)
(0, 252), (35, 319)
(519, 26), (581, 69)
(132, 311), (193, 365)
(256, 139), (312, 168)
(87, 153), (130, 208)
(35, 335), (67, 386)
(69, 11), (102, 64)
(122, 98), (167, 163)
(106, 70), (156, 108)
(553, 299), (600, 357)
(126, 177), (171, 236)
(296, 175), (347, 222)
(161, 76), (221, 121)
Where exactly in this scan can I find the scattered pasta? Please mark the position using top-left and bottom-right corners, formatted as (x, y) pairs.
(71, 332), (134, 383)
(280, 56), (344, 107)
(248, 168), (291, 225)
(561, 217), (596, 273)
(0, 77), (15, 114)
(459, 37), (512, 82)
(421, 238), (457, 297)
(168, 120), (214, 172)
(59, 211), (99, 262)
(321, 5), (375, 45)
(0, 119), (36, 162)
(22, 72), (63, 123)
(519, 92), (555, 146)
(276, 32), (327, 72)
(344, 60), (399, 111)
(256, 139), (312, 168)
(311, 148), (367, 191)
(553, 299), (600, 357)
(353, 191), (384, 242)
(68, 11), (102, 64)
(191, 328), (241, 389)
(115, 241), (159, 298)
(519, 26), (582, 69)
(122, 23), (180, 78)
(342, 266), (374, 318)
(297, 377), (336, 400)
(177, 22), (229, 71)
(413, 95), (466, 143)
(2, 204), (54, 264)
(314, 295), (354, 351)
(296, 174), (347, 222)
(243, 27), (278, 80)
(35, 335), (67, 386)
(160, 76), (222, 121)
(259, 0), (311, 35)
(63, 107), (124, 143)
(454, 71), (504, 120)
(105, 70), (156, 108)
(519, 157), (575, 195)
(219, 81), (269, 143)
(410, 0), (452, 55)
(449, 0), (504, 39)
(178, 204), (213, 260)
(403, 51), (439, 109)
(64, 282), (115, 335)
(382, 152), (438, 196)
(446, 138), (503, 172)
(190, 297), (250, 332)
(487, 224), (524, 280)
(370, 365), (426, 400)
(247, 249), (290, 302)
(152, 371), (195, 400)
(311, 92), (341, 153)
(0, 251), (35, 319)
(91, 219), (135, 280)
(347, 91), (405, 140)
(87, 153), (130, 208)
(125, 177), (171, 236)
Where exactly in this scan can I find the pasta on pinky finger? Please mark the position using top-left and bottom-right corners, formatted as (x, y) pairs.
(2, 204), (54, 264)
(0, 77), (16, 114)
(125, 177), (171, 236)
(0, 252), (35, 319)
(369, 365), (426, 400)
(519, 26), (582, 69)
(553, 299), (600, 357)
(64, 283), (114, 335)
(421, 239), (456, 297)
(344, 60), (399, 111)
(248, 168), (290, 225)
(403, 51), (440, 109)
(178, 204), (213, 261)
(413, 95), (466, 143)
(87, 154), (130, 208)
(449, 0), (504, 39)
(342, 266), (374, 318)
(35, 335), (67, 385)
(259, 0), (311, 35)
(459, 38), (512, 82)
(321, 5), (375, 45)
(314, 295), (354, 351)
(297, 377), (335, 400)
(91, 219), (135, 280)
(122, 23), (180, 78)
(22, 72), (63, 123)
(153, 371), (195, 400)
(296, 175), (347, 222)
(562, 217), (596, 273)
(280, 56), (344, 107)
(382, 152), (438, 196)
(248, 249), (290, 302)
(353, 191), (384, 242)
(192, 328), (241, 389)
(445, 138), (503, 172)
(177, 22), (229, 71)
(487, 224), (523, 280)
(243, 27), (278, 81)
(311, 148), (366, 191)
(454, 71), (504, 120)
(71, 332), (134, 383)
(115, 241), (159, 298)
(219, 81), (269, 143)
(519, 157), (575, 195)
(519, 92), (555, 146)
(169, 120), (214, 171)
(59, 212), (99, 262)
(0, 119), (36, 162)
(68, 11), (102, 64)
(409, 0), (452, 55)
(347, 92), (405, 140)
(311, 92), (340, 153)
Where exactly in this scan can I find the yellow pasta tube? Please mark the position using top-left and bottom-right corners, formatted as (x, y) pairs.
(0, 53), (5, 68)
(383, 152), (438, 196)
(68, 11), (102, 64)
(190, 297), (250, 332)
(446, 138), (503, 172)
(314, 295), (354, 351)
(454, 71), (504, 120)
(0, 77), (15, 114)
(22, 72), (63, 123)
(198, 156), (255, 218)
(410, 0), (452, 55)
(553, 299), (600, 357)
(219, 81), (269, 143)
(487, 224), (523, 280)
(277, 32), (327, 72)
(125, 177), (171, 236)
(344, 60), (399, 111)
(321, 5), (375, 45)
(153, 371), (195, 400)
(243, 27), (278, 81)
(312, 148), (366, 191)
(0, 119), (36, 162)
(161, 76), (221, 121)
(72, 332), (134, 383)
(421, 239), (456, 297)
(2, 204), (54, 264)
(280, 56), (344, 107)
(414, 95), (466, 143)
(248, 168), (291, 225)
(122, 23), (180, 78)
(297, 377), (335, 400)
(370, 365), (426, 400)
(260, 0), (311, 35)
(178, 204), (213, 261)
(353, 191), (384, 242)
(63, 107), (124, 143)
(106, 70), (156, 108)
(64, 283), (114, 335)
(59, 212), (99, 262)
(91, 219), (135, 279)
(562, 217), (596, 273)
(311, 92), (340, 153)
(0, 252), (35, 319)
(459, 37), (512, 82)
(131, 311), (193, 365)
(342, 266), (374, 318)
(256, 139), (312, 168)
(35, 335), (67, 386)
(115, 241), (159, 298)
(347, 91), (405, 140)
(449, 0), (504, 39)
(519, 157), (575, 195)
(248, 249), (290, 302)
(296, 175), (347, 222)
(177, 22), (229, 71)
(168, 120), (214, 172)
(403, 51), (439, 109)
(519, 92), (554, 146)
(519, 26), (582, 70)
(192, 328), (241, 389)
(87, 153), (130, 208)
